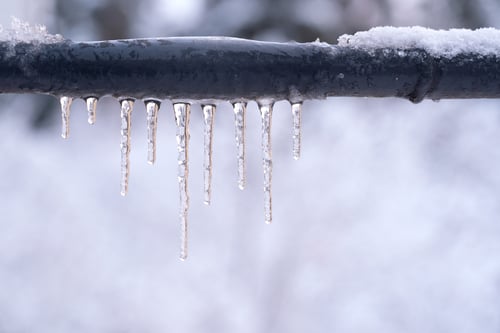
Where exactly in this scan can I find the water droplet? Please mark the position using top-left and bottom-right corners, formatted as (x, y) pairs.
(291, 102), (302, 160)
(60, 96), (73, 139)
(233, 102), (246, 190)
(86, 97), (98, 125)
(120, 99), (134, 196)
(259, 103), (273, 224)
(202, 104), (216, 205)
(145, 100), (160, 164)
(174, 103), (191, 261)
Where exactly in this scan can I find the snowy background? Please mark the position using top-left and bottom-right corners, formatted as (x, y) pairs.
(1, 0), (500, 332)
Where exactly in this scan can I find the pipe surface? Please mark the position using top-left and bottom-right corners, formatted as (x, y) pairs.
(0, 37), (498, 103)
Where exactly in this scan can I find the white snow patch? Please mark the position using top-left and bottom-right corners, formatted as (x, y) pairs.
(338, 26), (500, 57)
(0, 17), (64, 43)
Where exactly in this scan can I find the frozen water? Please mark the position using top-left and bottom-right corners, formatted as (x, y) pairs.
(259, 103), (273, 224)
(86, 97), (97, 125)
(0, 17), (64, 44)
(338, 26), (500, 58)
(233, 102), (246, 190)
(145, 101), (160, 164)
(291, 102), (302, 160)
(59, 96), (72, 139)
(120, 100), (134, 196)
(174, 103), (191, 261)
(203, 104), (216, 205)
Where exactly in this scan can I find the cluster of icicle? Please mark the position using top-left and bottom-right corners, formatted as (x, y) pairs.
(59, 96), (302, 260)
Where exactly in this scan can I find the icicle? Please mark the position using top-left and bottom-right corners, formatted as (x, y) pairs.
(202, 104), (216, 205)
(60, 96), (73, 139)
(259, 103), (274, 224)
(120, 99), (134, 196)
(291, 102), (302, 160)
(174, 103), (191, 261)
(233, 102), (246, 190)
(86, 97), (98, 125)
(145, 100), (160, 164)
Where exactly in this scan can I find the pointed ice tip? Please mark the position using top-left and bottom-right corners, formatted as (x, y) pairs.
(203, 200), (210, 206)
(120, 191), (127, 197)
(61, 133), (67, 139)
(293, 155), (300, 161)
(179, 253), (187, 261)
(238, 183), (245, 190)
(265, 219), (272, 225)
(147, 160), (154, 165)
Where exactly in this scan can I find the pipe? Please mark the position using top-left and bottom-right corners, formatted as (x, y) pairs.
(0, 37), (498, 103)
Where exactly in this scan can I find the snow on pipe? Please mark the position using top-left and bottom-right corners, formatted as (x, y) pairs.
(3, 29), (500, 260)
(1, 37), (500, 102)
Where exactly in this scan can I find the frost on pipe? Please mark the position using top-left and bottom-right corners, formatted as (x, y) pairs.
(3, 23), (500, 259)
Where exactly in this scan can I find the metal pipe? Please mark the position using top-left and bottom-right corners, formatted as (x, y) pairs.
(0, 37), (498, 103)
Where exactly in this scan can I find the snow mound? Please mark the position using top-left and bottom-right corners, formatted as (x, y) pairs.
(338, 26), (500, 58)
(0, 17), (64, 43)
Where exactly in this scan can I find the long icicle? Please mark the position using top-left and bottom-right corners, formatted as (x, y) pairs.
(233, 102), (246, 190)
(120, 99), (134, 196)
(86, 97), (98, 125)
(291, 102), (302, 160)
(174, 103), (191, 261)
(145, 100), (160, 164)
(203, 104), (216, 205)
(259, 103), (274, 224)
(60, 96), (73, 139)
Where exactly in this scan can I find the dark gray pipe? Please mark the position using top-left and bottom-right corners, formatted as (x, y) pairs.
(0, 37), (498, 103)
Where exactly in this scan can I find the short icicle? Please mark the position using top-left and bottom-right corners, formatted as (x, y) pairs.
(203, 104), (216, 205)
(291, 102), (302, 160)
(174, 103), (191, 261)
(145, 100), (160, 164)
(86, 97), (98, 125)
(233, 102), (246, 190)
(60, 96), (73, 139)
(259, 103), (274, 224)
(120, 99), (134, 196)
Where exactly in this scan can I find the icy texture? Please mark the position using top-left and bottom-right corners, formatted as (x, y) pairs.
(174, 103), (191, 261)
(233, 102), (246, 190)
(86, 97), (97, 125)
(145, 101), (160, 164)
(338, 26), (500, 58)
(203, 104), (216, 205)
(120, 100), (134, 196)
(0, 17), (64, 43)
(60, 96), (72, 139)
(291, 102), (302, 160)
(259, 104), (273, 224)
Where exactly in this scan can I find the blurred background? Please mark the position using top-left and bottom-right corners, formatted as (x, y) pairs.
(1, 0), (500, 332)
